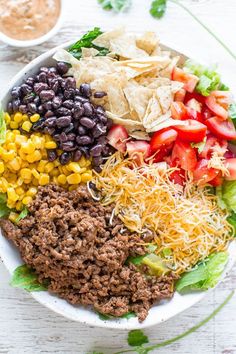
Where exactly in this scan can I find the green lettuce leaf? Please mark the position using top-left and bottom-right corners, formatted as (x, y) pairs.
(68, 28), (110, 60)
(184, 60), (226, 96)
(0, 106), (6, 145)
(218, 181), (236, 213)
(0, 193), (10, 218)
(229, 103), (236, 120)
(10, 264), (48, 292)
(176, 252), (228, 293)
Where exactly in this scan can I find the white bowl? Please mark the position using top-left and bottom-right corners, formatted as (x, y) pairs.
(0, 36), (236, 329)
(0, 0), (65, 48)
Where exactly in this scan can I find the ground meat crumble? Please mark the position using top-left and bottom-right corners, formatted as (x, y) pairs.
(1, 184), (176, 322)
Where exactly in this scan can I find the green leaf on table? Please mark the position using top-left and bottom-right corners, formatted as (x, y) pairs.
(176, 252), (228, 292)
(127, 329), (149, 347)
(150, 0), (167, 19)
(68, 28), (110, 60)
(15, 207), (28, 224)
(98, 0), (132, 12)
(0, 193), (10, 218)
(0, 106), (6, 145)
(98, 0), (113, 10)
(229, 103), (236, 120)
(10, 264), (48, 292)
(98, 311), (136, 320)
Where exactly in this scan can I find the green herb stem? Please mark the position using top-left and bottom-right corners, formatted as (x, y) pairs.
(113, 290), (234, 354)
(168, 0), (236, 62)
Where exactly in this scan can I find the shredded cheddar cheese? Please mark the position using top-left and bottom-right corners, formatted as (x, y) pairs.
(94, 153), (232, 274)
(207, 152), (229, 177)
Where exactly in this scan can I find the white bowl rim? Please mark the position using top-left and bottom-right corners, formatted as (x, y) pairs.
(0, 0), (65, 48)
(0, 33), (236, 330)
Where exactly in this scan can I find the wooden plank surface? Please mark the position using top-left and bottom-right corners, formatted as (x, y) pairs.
(0, 1), (236, 353)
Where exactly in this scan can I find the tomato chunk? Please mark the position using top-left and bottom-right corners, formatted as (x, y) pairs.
(205, 91), (231, 120)
(184, 91), (206, 105)
(172, 140), (197, 171)
(107, 124), (128, 152)
(126, 140), (151, 165)
(224, 158), (236, 181)
(150, 128), (178, 152)
(186, 107), (203, 122)
(193, 159), (219, 185)
(174, 88), (186, 102)
(209, 174), (223, 187)
(172, 67), (199, 93)
(205, 116), (236, 141)
(186, 98), (202, 112)
(174, 119), (207, 143)
(171, 102), (188, 120)
(199, 136), (227, 159)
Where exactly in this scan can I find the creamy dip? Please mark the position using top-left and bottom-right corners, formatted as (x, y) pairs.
(0, 0), (61, 41)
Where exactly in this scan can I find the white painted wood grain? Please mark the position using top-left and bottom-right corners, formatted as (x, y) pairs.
(0, 1), (236, 353)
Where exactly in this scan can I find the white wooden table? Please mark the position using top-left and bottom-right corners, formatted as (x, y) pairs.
(0, 1), (236, 353)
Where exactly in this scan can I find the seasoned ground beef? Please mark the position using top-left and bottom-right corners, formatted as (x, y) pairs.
(1, 184), (176, 322)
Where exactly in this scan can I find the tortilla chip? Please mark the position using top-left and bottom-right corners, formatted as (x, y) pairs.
(81, 47), (99, 58)
(146, 117), (187, 133)
(92, 27), (125, 48)
(129, 129), (151, 141)
(136, 32), (159, 55)
(156, 86), (172, 114)
(106, 111), (143, 131)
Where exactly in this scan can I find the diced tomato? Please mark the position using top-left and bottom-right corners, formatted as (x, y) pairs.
(172, 140), (197, 171)
(168, 160), (185, 186)
(174, 119), (207, 143)
(186, 98), (202, 112)
(200, 136), (228, 159)
(205, 116), (236, 141)
(126, 140), (151, 165)
(224, 158), (236, 181)
(224, 150), (235, 159)
(171, 102), (188, 120)
(153, 145), (173, 163)
(205, 91), (231, 120)
(174, 88), (186, 102)
(150, 128), (178, 152)
(172, 67), (199, 93)
(107, 124), (128, 152)
(202, 105), (213, 120)
(184, 91), (206, 105)
(209, 174), (223, 187)
(193, 159), (219, 185)
(186, 107), (203, 122)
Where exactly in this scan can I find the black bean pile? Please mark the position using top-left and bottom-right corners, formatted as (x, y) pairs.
(8, 62), (113, 169)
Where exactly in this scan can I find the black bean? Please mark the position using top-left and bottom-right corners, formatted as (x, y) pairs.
(27, 103), (37, 114)
(76, 135), (92, 145)
(59, 132), (68, 143)
(80, 117), (95, 129)
(7, 102), (13, 114)
(80, 83), (92, 98)
(73, 105), (84, 119)
(93, 165), (102, 173)
(47, 149), (58, 162)
(97, 136), (107, 145)
(11, 86), (21, 98)
(97, 114), (107, 124)
(45, 110), (54, 118)
(94, 91), (107, 98)
(56, 116), (72, 128)
(23, 93), (35, 104)
(79, 147), (90, 158)
(43, 101), (53, 111)
(63, 123), (74, 134)
(39, 90), (55, 102)
(38, 72), (47, 83)
(83, 102), (93, 117)
(73, 150), (82, 162)
(49, 67), (57, 74)
(56, 107), (71, 116)
(52, 96), (62, 109)
(63, 100), (74, 109)
(92, 123), (106, 138)
(60, 79), (66, 89)
(51, 80), (59, 93)
(67, 133), (76, 141)
(45, 117), (57, 127)
(34, 96), (40, 105)
(40, 66), (49, 73)
(90, 144), (103, 157)
(61, 141), (76, 151)
(53, 134), (61, 141)
(19, 105), (27, 114)
(34, 82), (48, 94)
(64, 89), (75, 99)
(74, 95), (88, 104)
(59, 152), (72, 165)
(12, 98), (21, 111)
(56, 62), (69, 75)
(65, 77), (76, 90)
(107, 118), (113, 129)
(32, 118), (45, 131)
(21, 84), (33, 95)
(78, 126), (87, 135)
(93, 156), (103, 166)
(38, 105), (44, 114)
(44, 127), (55, 135)
(25, 77), (35, 86)
(96, 106), (105, 115)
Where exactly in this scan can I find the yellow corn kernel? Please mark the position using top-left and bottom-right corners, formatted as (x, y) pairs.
(13, 129), (21, 136)
(50, 168), (60, 177)
(31, 135), (44, 149)
(15, 186), (25, 196)
(26, 150), (42, 163)
(57, 174), (67, 184)
(9, 121), (18, 129)
(1, 150), (15, 161)
(32, 177), (39, 186)
(22, 121), (32, 132)
(37, 160), (47, 173)
(0, 162), (4, 174)
(79, 167), (86, 174)
(16, 177), (24, 186)
(52, 176), (58, 184)
(78, 156), (87, 168)
(45, 135), (52, 142)
(15, 135), (28, 146)
(45, 141), (57, 149)
(31, 168), (40, 179)
(9, 212), (19, 223)
(21, 140), (35, 154)
(69, 185), (78, 191)
(7, 187), (19, 202)
(7, 200), (16, 209)
(8, 157), (21, 171)
(13, 112), (23, 123)
(5, 131), (15, 144)
(44, 162), (54, 173)
(7, 173), (17, 184)
(85, 160), (91, 167)
(15, 201), (23, 211)
(68, 162), (82, 174)
(7, 142), (17, 151)
(81, 172), (92, 183)
(4, 112), (11, 124)
(30, 114), (40, 123)
(22, 196), (33, 205)
(39, 174), (50, 186)
(22, 114), (28, 122)
(54, 160), (60, 167)
(26, 187), (37, 197)
(20, 168), (32, 180)
(24, 179), (32, 185)
(67, 173), (81, 185)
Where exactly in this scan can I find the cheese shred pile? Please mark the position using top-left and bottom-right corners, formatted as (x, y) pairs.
(94, 153), (232, 274)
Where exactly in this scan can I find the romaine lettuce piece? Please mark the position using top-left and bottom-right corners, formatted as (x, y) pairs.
(219, 181), (236, 213)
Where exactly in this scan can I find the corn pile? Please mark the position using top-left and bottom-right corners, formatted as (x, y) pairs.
(0, 112), (92, 214)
